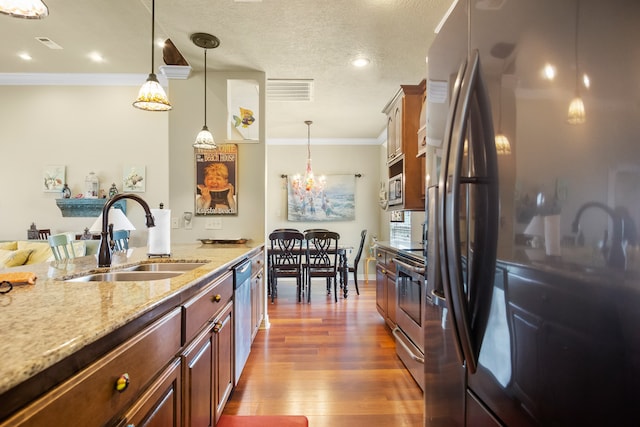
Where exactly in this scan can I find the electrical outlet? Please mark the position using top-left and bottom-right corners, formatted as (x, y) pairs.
(171, 217), (180, 229)
(205, 218), (222, 230)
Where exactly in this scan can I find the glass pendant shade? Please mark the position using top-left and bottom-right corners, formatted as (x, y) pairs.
(494, 133), (511, 155)
(133, 73), (172, 111)
(567, 96), (585, 124)
(0, 0), (48, 19)
(133, 0), (171, 111)
(194, 125), (215, 149)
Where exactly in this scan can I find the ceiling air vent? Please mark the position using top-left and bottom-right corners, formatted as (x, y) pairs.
(267, 79), (314, 102)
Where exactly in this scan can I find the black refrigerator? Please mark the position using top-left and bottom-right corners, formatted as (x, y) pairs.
(423, 1), (640, 426)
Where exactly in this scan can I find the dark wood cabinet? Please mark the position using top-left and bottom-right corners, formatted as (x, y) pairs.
(375, 246), (397, 329)
(118, 358), (182, 427)
(382, 79), (426, 211)
(181, 272), (234, 427)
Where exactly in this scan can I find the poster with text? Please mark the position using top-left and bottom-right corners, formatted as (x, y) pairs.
(195, 144), (238, 216)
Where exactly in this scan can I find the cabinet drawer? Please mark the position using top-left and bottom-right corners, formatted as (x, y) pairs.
(4, 307), (182, 427)
(183, 270), (233, 344)
(250, 250), (264, 278)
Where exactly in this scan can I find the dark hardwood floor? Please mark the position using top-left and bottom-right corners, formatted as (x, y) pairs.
(223, 277), (424, 427)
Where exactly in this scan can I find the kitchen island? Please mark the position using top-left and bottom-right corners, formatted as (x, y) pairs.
(0, 242), (264, 426)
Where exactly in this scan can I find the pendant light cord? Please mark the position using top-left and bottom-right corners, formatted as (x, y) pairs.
(150, 0), (156, 74)
(574, 0), (580, 95)
(204, 49), (208, 126)
(307, 122), (311, 159)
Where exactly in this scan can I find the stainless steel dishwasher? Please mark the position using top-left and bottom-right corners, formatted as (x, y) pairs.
(233, 258), (252, 384)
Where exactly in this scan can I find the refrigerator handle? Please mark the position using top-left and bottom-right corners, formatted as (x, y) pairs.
(437, 57), (468, 367)
(440, 50), (499, 374)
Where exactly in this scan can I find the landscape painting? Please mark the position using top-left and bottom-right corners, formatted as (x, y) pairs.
(287, 174), (355, 222)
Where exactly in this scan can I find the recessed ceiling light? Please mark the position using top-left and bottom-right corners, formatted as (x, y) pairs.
(351, 57), (370, 68)
(89, 52), (104, 63)
(18, 52), (32, 61)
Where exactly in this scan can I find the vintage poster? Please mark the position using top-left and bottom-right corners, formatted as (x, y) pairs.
(195, 144), (238, 216)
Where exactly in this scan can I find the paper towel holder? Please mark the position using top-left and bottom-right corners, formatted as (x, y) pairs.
(183, 211), (193, 229)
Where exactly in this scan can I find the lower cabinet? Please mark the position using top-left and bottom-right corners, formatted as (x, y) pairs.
(250, 252), (264, 339)
(375, 247), (397, 329)
(182, 302), (233, 427)
(117, 358), (182, 427)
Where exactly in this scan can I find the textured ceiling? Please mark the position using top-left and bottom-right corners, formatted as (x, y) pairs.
(0, 0), (451, 142)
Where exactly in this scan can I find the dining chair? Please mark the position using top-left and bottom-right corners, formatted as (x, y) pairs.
(38, 229), (51, 240)
(268, 230), (305, 303)
(304, 230), (340, 303)
(341, 229), (367, 295)
(48, 233), (77, 261)
(111, 229), (130, 251)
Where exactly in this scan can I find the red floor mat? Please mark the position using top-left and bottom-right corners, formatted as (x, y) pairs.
(217, 415), (309, 427)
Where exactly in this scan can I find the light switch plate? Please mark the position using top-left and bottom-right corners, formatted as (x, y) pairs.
(171, 217), (180, 229)
(205, 218), (222, 230)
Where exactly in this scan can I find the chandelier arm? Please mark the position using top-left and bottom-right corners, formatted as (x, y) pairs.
(204, 49), (207, 127)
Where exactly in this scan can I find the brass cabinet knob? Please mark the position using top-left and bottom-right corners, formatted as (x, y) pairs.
(213, 322), (223, 333)
(115, 373), (130, 392)
(211, 294), (222, 303)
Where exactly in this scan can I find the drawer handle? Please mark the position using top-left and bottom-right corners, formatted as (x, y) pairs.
(213, 322), (223, 333)
(115, 373), (130, 392)
(212, 294), (222, 303)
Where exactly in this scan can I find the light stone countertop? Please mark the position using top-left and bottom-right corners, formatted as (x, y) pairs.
(0, 242), (263, 397)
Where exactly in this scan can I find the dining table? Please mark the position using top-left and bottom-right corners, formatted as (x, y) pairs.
(267, 245), (352, 300)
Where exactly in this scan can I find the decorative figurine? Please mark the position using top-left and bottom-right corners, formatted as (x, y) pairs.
(61, 183), (71, 199)
(108, 183), (119, 199)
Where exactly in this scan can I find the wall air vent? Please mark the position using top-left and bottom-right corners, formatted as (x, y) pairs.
(35, 37), (63, 50)
(267, 79), (314, 102)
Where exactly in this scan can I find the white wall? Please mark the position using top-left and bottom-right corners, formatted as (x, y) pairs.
(0, 85), (169, 246)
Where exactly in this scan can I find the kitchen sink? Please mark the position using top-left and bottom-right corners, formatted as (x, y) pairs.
(66, 271), (184, 282)
(125, 262), (207, 272)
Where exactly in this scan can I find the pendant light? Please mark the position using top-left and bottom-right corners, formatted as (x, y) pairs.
(191, 32), (220, 149)
(133, 0), (172, 111)
(495, 73), (511, 155)
(0, 0), (48, 19)
(567, 0), (585, 124)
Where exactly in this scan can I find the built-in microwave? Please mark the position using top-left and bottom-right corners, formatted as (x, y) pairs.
(388, 173), (403, 206)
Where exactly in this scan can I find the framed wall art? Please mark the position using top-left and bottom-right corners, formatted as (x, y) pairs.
(43, 165), (65, 192)
(287, 174), (355, 222)
(226, 79), (259, 142)
(123, 165), (146, 192)
(195, 144), (238, 216)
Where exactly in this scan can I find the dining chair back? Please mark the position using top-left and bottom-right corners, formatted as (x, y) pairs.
(304, 230), (340, 302)
(111, 229), (130, 251)
(48, 233), (77, 261)
(268, 230), (305, 303)
(38, 229), (51, 240)
(343, 229), (367, 295)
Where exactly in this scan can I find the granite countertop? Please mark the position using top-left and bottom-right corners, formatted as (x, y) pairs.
(375, 240), (425, 263)
(0, 242), (263, 397)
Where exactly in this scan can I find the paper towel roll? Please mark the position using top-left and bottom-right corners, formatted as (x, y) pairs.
(544, 214), (562, 256)
(148, 208), (171, 255)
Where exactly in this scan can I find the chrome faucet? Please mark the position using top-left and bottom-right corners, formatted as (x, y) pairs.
(571, 201), (625, 270)
(97, 194), (155, 267)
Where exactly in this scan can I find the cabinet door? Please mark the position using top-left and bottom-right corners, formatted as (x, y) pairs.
(376, 264), (387, 318)
(385, 272), (397, 328)
(387, 102), (403, 162)
(117, 358), (182, 427)
(213, 302), (234, 424)
(182, 327), (214, 427)
(251, 270), (264, 339)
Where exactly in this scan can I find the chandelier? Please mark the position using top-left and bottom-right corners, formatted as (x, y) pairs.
(292, 120), (325, 193)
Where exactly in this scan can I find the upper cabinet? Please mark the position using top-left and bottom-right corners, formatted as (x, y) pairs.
(382, 79), (426, 211)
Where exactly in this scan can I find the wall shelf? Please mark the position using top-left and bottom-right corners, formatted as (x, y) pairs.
(55, 198), (126, 217)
